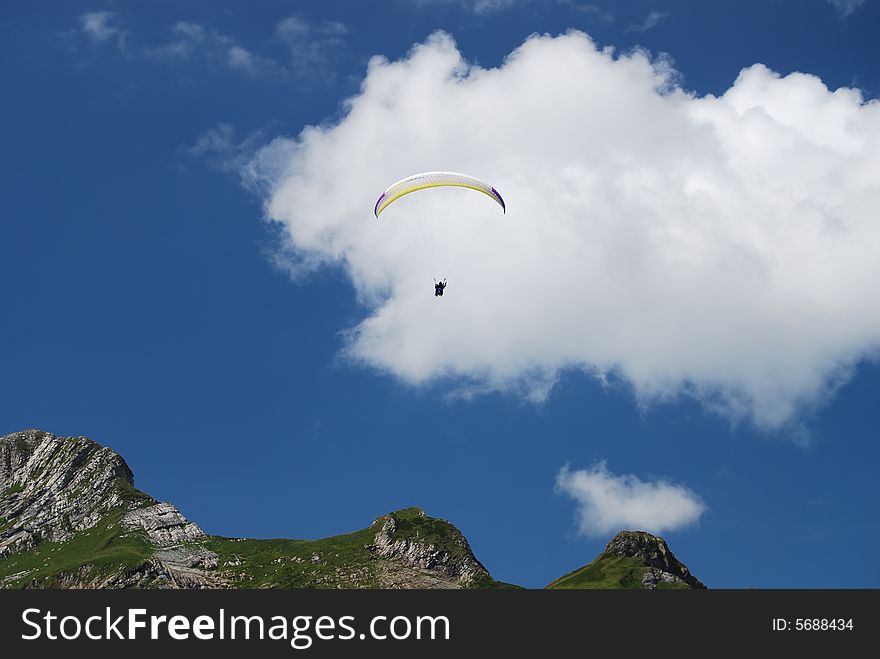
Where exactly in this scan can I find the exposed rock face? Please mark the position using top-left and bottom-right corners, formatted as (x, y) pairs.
(1, 430), (711, 591)
(604, 530), (706, 589)
(2, 431), (508, 590)
(0, 430), (140, 557)
(123, 503), (205, 547)
(117, 503), (219, 588)
(367, 509), (490, 588)
(23, 553), (224, 590)
(1, 430), (222, 589)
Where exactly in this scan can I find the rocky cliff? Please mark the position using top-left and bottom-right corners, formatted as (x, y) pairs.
(367, 508), (492, 588)
(0, 430), (222, 588)
(603, 530), (706, 589)
(0, 430), (510, 589)
(0, 429), (138, 557)
(2, 430), (706, 590)
(546, 530), (707, 589)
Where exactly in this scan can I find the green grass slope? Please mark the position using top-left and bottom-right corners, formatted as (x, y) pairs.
(546, 553), (691, 590)
(1, 503), (518, 589)
(0, 509), (153, 588)
(205, 507), (518, 589)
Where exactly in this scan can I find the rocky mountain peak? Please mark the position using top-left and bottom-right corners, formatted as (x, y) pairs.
(0, 429), (134, 490)
(367, 508), (491, 588)
(1, 430), (220, 588)
(604, 530), (706, 589)
(2, 431), (511, 590)
(605, 530), (675, 561)
(0, 429), (146, 557)
(2, 429), (705, 591)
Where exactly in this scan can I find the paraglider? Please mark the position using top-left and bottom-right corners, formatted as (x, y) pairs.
(373, 171), (505, 218)
(373, 171), (504, 297)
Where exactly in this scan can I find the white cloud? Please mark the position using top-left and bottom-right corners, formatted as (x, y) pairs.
(144, 22), (207, 60)
(417, 0), (611, 14)
(253, 31), (880, 431)
(187, 123), (260, 173)
(827, 0), (866, 17)
(410, 0), (522, 14)
(80, 11), (126, 50)
(559, 1), (614, 23)
(556, 463), (706, 536)
(186, 123), (285, 191)
(275, 17), (349, 79)
(469, 0), (520, 12)
(144, 22), (283, 78)
(627, 10), (668, 32)
(71, 15), (350, 82)
(138, 17), (350, 80)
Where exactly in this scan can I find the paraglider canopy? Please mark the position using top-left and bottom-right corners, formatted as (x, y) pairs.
(374, 171), (505, 217)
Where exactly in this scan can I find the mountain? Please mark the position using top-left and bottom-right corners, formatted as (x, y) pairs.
(1, 429), (706, 589)
(0, 430), (513, 589)
(546, 530), (707, 589)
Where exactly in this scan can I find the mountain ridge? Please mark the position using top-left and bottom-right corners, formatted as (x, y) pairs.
(1, 430), (510, 589)
(546, 530), (706, 589)
(1, 429), (705, 589)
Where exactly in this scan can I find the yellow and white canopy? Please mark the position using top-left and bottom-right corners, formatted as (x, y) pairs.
(374, 171), (505, 217)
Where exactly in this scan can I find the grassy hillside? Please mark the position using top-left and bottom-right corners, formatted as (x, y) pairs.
(2, 433), (703, 590)
(0, 509), (153, 588)
(205, 527), (379, 588)
(205, 507), (517, 589)
(1, 505), (518, 589)
(546, 553), (691, 590)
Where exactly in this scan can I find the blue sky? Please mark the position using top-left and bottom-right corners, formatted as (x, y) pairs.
(2, 0), (879, 588)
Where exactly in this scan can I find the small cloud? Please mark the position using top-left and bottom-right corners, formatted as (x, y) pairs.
(226, 44), (275, 77)
(144, 22), (282, 79)
(185, 122), (278, 183)
(469, 0), (520, 12)
(627, 10), (668, 32)
(275, 17), (350, 79)
(556, 462), (706, 537)
(559, 1), (614, 23)
(143, 21), (205, 60)
(185, 123), (243, 173)
(827, 0), (866, 17)
(70, 15), (351, 83)
(80, 11), (126, 50)
(408, 0), (522, 14)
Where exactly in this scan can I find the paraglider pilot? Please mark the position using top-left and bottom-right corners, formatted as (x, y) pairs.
(434, 279), (447, 297)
